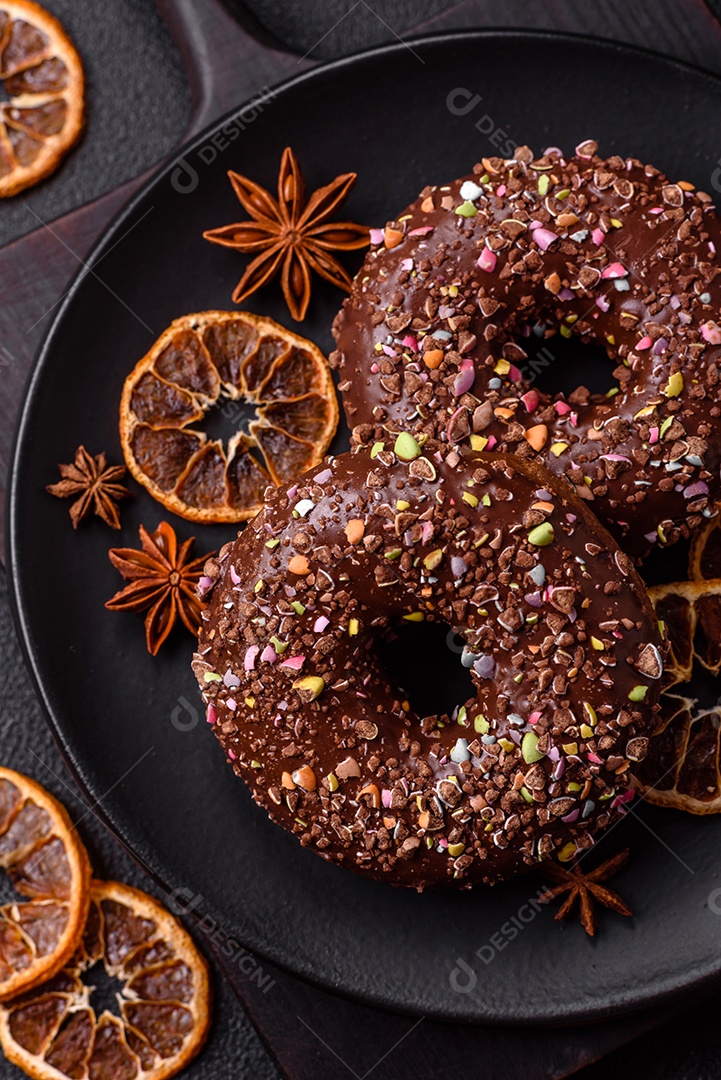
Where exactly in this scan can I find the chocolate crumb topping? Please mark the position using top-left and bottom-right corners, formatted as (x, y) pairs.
(332, 144), (721, 558)
(193, 443), (665, 888)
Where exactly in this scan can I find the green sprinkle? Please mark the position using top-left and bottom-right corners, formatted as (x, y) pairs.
(528, 522), (555, 547)
(520, 786), (534, 804)
(448, 842), (466, 856)
(203, 671), (222, 683)
(522, 731), (545, 764)
(556, 188), (570, 199)
(628, 684), (648, 702)
(385, 548), (402, 560)
(270, 636), (288, 654)
(394, 432), (421, 461)
(560, 323), (572, 339)
(537, 174), (550, 196)
(567, 782), (582, 792)
(291, 600), (305, 615)
(250, 760), (261, 769)
(481, 493), (491, 506)
(370, 441), (385, 458)
(659, 416), (673, 438)
(265, 538), (280, 549)
(254, 579), (264, 593)
(455, 200), (477, 217)
(474, 714), (489, 734)
(457, 705), (468, 726)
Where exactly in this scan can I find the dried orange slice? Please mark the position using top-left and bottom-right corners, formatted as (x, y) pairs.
(689, 514), (721, 582)
(119, 311), (339, 523)
(633, 580), (721, 813)
(0, 880), (211, 1080)
(0, 768), (90, 1001)
(0, 1), (84, 197)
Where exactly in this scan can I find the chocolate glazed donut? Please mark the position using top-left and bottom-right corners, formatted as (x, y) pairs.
(193, 441), (665, 888)
(331, 141), (721, 558)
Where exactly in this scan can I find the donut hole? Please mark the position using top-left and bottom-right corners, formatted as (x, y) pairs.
(376, 620), (475, 721)
(519, 333), (612, 398)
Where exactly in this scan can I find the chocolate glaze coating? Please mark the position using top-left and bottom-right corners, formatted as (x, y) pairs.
(193, 444), (664, 888)
(332, 142), (721, 558)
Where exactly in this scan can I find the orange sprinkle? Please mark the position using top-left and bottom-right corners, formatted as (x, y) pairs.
(678, 180), (695, 191)
(531, 500), (554, 513)
(494, 407), (515, 421)
(292, 765), (317, 791)
(288, 555), (310, 575)
(281, 771), (296, 790)
(345, 519), (365, 545)
(358, 783), (381, 808)
(423, 349), (444, 369)
(418, 810), (431, 829)
(525, 424), (548, 451)
(420, 195), (435, 213)
(384, 227), (404, 249)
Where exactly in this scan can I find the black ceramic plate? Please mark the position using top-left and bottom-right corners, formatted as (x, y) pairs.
(9, 30), (721, 1025)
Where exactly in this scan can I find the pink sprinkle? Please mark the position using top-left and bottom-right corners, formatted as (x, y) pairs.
(280, 655), (305, 671)
(370, 362), (379, 374)
(477, 247), (497, 273)
(226, 698), (237, 711)
(710, 242), (717, 256)
(223, 669), (240, 688)
(534, 228), (558, 251)
(408, 225), (434, 236)
(206, 704), (217, 725)
(521, 389), (539, 413)
(314, 468), (332, 484)
(421, 521), (433, 544)
(314, 616), (330, 633)
(602, 453), (632, 464)
(587, 752), (603, 764)
(198, 575), (214, 594)
(508, 364), (522, 383)
(591, 227), (605, 246)
(570, 411), (579, 428)
(453, 358), (476, 396)
(529, 220), (543, 230)
(685, 481), (709, 499)
(244, 645), (259, 671)
(555, 400), (571, 415)
(679, 311), (692, 325)
(226, 565), (239, 587)
(402, 334), (418, 351)
(649, 426), (659, 444)
(701, 321), (721, 344)
(529, 711), (542, 724)
(381, 789), (393, 808)
(496, 184), (506, 196)
(286, 485), (298, 500)
(260, 645), (277, 664)
(486, 435), (497, 449)
(401, 258), (413, 271)
(382, 344), (396, 356)
(559, 288), (574, 301)
(438, 305), (455, 319)
(228, 749), (237, 760)
(547, 745), (560, 763)
(652, 337), (669, 355)
(670, 295), (681, 310)
(649, 207), (663, 214)
(370, 228), (384, 245)
(601, 262), (627, 279)
(562, 809), (580, 824)
(636, 335), (652, 350)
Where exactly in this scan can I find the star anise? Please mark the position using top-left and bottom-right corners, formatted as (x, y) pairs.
(105, 522), (215, 655)
(542, 849), (633, 936)
(46, 445), (131, 529)
(203, 146), (369, 321)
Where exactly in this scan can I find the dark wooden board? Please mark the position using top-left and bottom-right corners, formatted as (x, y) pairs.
(5, 0), (721, 1076)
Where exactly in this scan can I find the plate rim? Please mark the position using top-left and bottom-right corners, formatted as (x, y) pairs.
(8, 25), (721, 1026)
